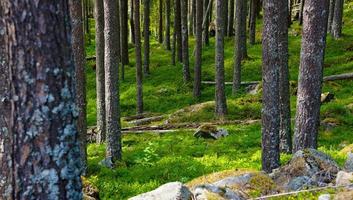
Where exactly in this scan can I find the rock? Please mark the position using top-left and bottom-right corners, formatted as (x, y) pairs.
(335, 171), (353, 186)
(82, 177), (99, 200)
(193, 184), (245, 200)
(345, 153), (353, 172)
(87, 126), (98, 143)
(318, 194), (331, 200)
(99, 157), (114, 168)
(213, 173), (252, 188)
(286, 176), (314, 191)
(129, 182), (192, 200)
(334, 190), (353, 200)
(321, 92), (335, 104)
(271, 149), (340, 191)
(246, 84), (261, 95)
(194, 124), (229, 140)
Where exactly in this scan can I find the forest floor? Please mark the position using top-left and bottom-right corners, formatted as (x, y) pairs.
(85, 3), (353, 199)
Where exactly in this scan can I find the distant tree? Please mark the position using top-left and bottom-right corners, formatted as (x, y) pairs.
(193, 0), (203, 98)
(327, 0), (336, 33)
(240, 0), (248, 59)
(249, 0), (257, 45)
(181, 0), (191, 82)
(143, 0), (151, 75)
(175, 0), (183, 62)
(159, 0), (164, 43)
(120, 0), (130, 69)
(190, 0), (196, 36)
(203, 0), (210, 46)
(299, 0), (304, 25)
(95, 0), (106, 144)
(1, 0), (83, 198)
(130, 0), (136, 44)
(134, 0), (144, 114)
(165, 0), (171, 50)
(293, 0), (329, 152)
(331, 0), (344, 39)
(192, 0), (197, 35)
(228, 0), (235, 37)
(172, 31), (177, 65)
(69, 0), (88, 174)
(215, 0), (228, 117)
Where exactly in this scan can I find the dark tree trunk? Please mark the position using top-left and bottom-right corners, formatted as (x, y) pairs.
(299, 0), (304, 25)
(189, 0), (195, 36)
(1, 0), (83, 198)
(181, 0), (191, 82)
(165, 0), (171, 50)
(331, 0), (344, 39)
(192, 0), (197, 35)
(215, 0), (228, 118)
(224, 0), (229, 36)
(121, 0), (130, 67)
(249, 0), (257, 45)
(261, 0), (287, 173)
(172, 31), (177, 65)
(209, 0), (214, 23)
(288, 0), (292, 26)
(203, 0), (210, 46)
(228, 0), (235, 37)
(327, 0), (335, 33)
(143, 0), (151, 75)
(240, 0), (248, 59)
(175, 0), (183, 62)
(293, 0), (329, 152)
(103, 0), (122, 163)
(193, 0), (203, 98)
(130, 0), (136, 44)
(159, 0), (164, 43)
(134, 0), (144, 114)
(94, 0), (106, 144)
(69, 0), (88, 175)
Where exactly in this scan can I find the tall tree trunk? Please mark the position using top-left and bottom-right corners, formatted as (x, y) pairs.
(69, 0), (88, 175)
(209, 0), (214, 23)
(181, 0), (191, 82)
(203, 0), (210, 46)
(159, 0), (164, 43)
(262, 0), (287, 173)
(299, 0), (304, 25)
(240, 0), (248, 59)
(288, 0), (292, 26)
(1, 0), (83, 198)
(331, 0), (344, 39)
(165, 0), (171, 50)
(121, 0), (130, 67)
(232, 0), (245, 93)
(278, 0), (292, 154)
(327, 0), (335, 33)
(103, 0), (122, 164)
(130, 0), (136, 44)
(192, 0), (197, 35)
(116, 0), (121, 63)
(249, 0), (257, 45)
(194, 0), (203, 98)
(172, 31), (177, 65)
(95, 0), (106, 143)
(134, 0), (144, 114)
(143, 0), (151, 75)
(293, 0), (329, 152)
(224, 0), (229, 36)
(228, 0), (235, 37)
(189, 0), (194, 36)
(215, 0), (228, 117)
(175, 0), (183, 62)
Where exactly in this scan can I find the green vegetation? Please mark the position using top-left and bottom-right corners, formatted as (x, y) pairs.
(85, 3), (353, 199)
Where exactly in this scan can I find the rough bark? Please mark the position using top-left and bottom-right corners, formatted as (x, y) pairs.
(181, 0), (191, 82)
(175, 0), (183, 62)
(331, 0), (344, 39)
(172, 31), (177, 65)
(134, 0), (144, 114)
(193, 0), (203, 98)
(228, 0), (235, 37)
(215, 0), (228, 118)
(249, 0), (257, 45)
(165, 0), (171, 50)
(293, 0), (329, 152)
(159, 0), (164, 43)
(262, 0), (284, 173)
(94, 0), (106, 143)
(69, 0), (88, 175)
(121, 0), (130, 66)
(327, 0), (335, 33)
(1, 1), (83, 198)
(143, 0), (151, 75)
(203, 0), (210, 46)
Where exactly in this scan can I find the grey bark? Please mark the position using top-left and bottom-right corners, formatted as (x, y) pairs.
(193, 0), (203, 98)
(299, 0), (304, 25)
(224, 0), (228, 36)
(215, 0), (228, 118)
(181, 0), (191, 82)
(165, 0), (171, 50)
(1, 0), (83, 198)
(121, 0), (130, 66)
(159, 0), (164, 43)
(172, 31), (177, 65)
(134, 0), (144, 114)
(228, 0), (235, 37)
(240, 0), (248, 59)
(189, 0), (195, 36)
(130, 0), (136, 44)
(203, 0), (210, 46)
(175, 0), (183, 62)
(69, 0), (88, 174)
(293, 0), (329, 152)
(249, 0), (257, 45)
(143, 0), (151, 75)
(192, 0), (197, 35)
(331, 0), (344, 39)
(262, 0), (285, 173)
(95, 0), (106, 143)
(327, 0), (335, 33)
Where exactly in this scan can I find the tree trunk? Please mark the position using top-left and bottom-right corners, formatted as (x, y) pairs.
(175, 0), (183, 62)
(327, 0), (335, 33)
(299, 0), (304, 25)
(95, 0), (106, 144)
(134, 0), (144, 114)
(120, 0), (130, 67)
(181, 0), (191, 82)
(193, 0), (203, 98)
(288, 0), (292, 26)
(224, 0), (229, 36)
(143, 0), (151, 75)
(130, 0), (136, 44)
(69, 0), (88, 175)
(261, 0), (285, 173)
(293, 0), (329, 152)
(203, 0), (210, 46)
(165, 0), (171, 50)
(228, 0), (235, 37)
(159, 0), (164, 43)
(249, 0), (257, 45)
(116, 0), (121, 63)
(192, 0), (197, 35)
(172, 31), (177, 65)
(215, 0), (228, 117)
(189, 0), (194, 36)
(1, 0), (83, 198)
(331, 0), (344, 39)
(240, 0), (248, 59)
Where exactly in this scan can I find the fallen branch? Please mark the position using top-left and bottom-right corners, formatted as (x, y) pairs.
(323, 72), (353, 82)
(202, 81), (260, 86)
(127, 115), (165, 126)
(86, 56), (96, 61)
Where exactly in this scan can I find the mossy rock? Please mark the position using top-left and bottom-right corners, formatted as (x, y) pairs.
(339, 144), (353, 155)
(82, 177), (99, 200)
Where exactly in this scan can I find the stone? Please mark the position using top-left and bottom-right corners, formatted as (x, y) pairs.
(246, 84), (261, 95)
(321, 92), (335, 104)
(345, 153), (353, 172)
(194, 124), (229, 140)
(335, 171), (353, 186)
(192, 184), (245, 200)
(213, 173), (252, 188)
(286, 176), (313, 191)
(318, 194), (331, 200)
(334, 190), (353, 200)
(82, 177), (99, 200)
(129, 182), (192, 200)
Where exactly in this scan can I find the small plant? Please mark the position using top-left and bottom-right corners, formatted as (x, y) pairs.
(135, 142), (160, 166)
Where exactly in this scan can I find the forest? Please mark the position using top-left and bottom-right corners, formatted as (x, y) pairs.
(0, 0), (353, 199)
